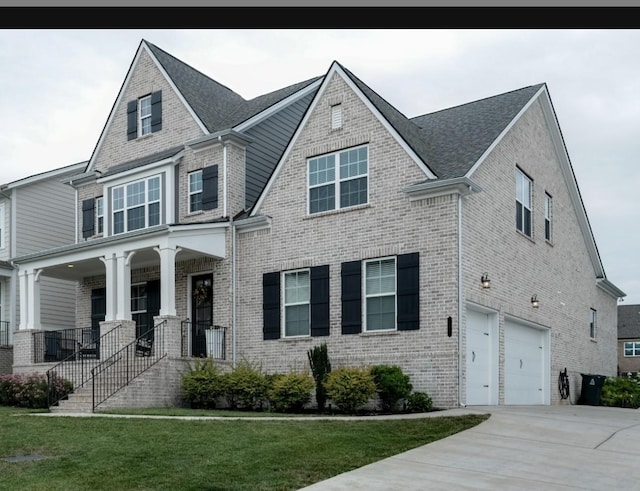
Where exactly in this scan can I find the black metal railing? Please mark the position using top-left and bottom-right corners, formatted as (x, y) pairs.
(46, 325), (122, 408)
(180, 321), (226, 360)
(91, 320), (167, 412)
(0, 321), (9, 346)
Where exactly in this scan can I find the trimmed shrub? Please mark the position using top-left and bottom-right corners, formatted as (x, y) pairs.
(268, 372), (314, 413)
(307, 343), (332, 413)
(324, 367), (376, 414)
(601, 375), (640, 409)
(0, 373), (71, 409)
(181, 358), (225, 409)
(406, 391), (433, 413)
(370, 364), (413, 413)
(223, 359), (269, 410)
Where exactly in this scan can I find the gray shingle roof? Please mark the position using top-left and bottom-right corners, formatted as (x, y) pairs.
(619, 304), (640, 339)
(100, 146), (184, 178)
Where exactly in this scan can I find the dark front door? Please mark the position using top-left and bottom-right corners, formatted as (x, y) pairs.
(90, 288), (106, 358)
(191, 274), (213, 357)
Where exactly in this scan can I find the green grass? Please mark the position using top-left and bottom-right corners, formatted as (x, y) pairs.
(0, 406), (488, 491)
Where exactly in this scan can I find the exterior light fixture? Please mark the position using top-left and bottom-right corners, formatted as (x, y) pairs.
(480, 273), (490, 289)
(531, 295), (539, 308)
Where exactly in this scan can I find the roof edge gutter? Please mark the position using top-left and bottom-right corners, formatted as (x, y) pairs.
(404, 177), (482, 201)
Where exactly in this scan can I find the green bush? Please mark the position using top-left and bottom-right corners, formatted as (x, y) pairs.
(406, 391), (433, 413)
(324, 367), (376, 414)
(370, 364), (413, 413)
(601, 375), (640, 409)
(0, 373), (71, 409)
(307, 343), (332, 413)
(223, 359), (269, 410)
(181, 358), (226, 409)
(268, 372), (314, 413)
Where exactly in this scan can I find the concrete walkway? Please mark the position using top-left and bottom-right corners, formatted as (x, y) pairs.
(300, 404), (640, 490)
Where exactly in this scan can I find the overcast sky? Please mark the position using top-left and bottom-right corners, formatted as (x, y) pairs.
(0, 29), (638, 305)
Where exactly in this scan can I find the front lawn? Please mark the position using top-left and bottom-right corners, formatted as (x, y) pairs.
(0, 406), (488, 490)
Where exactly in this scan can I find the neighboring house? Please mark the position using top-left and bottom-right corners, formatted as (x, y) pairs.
(617, 304), (640, 376)
(0, 163), (84, 374)
(11, 39), (624, 411)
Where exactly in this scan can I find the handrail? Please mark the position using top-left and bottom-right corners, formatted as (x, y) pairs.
(91, 320), (167, 412)
(46, 324), (122, 408)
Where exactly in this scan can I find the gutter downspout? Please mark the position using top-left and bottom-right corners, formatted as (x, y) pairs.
(458, 192), (465, 407)
(220, 136), (228, 219)
(232, 218), (237, 369)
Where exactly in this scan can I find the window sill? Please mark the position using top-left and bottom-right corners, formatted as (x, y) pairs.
(280, 335), (312, 342)
(304, 203), (370, 220)
(186, 210), (204, 217)
(360, 329), (398, 337)
(516, 229), (535, 243)
(590, 337), (598, 343)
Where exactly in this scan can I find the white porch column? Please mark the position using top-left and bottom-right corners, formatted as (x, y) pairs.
(18, 268), (41, 329)
(154, 246), (181, 316)
(114, 251), (133, 320)
(100, 254), (117, 321)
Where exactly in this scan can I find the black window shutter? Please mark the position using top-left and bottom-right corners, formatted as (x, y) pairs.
(146, 279), (161, 317)
(202, 165), (219, 210)
(310, 265), (330, 337)
(263, 272), (281, 340)
(82, 198), (95, 238)
(397, 252), (420, 331)
(341, 260), (362, 335)
(151, 90), (162, 133)
(126, 100), (137, 141)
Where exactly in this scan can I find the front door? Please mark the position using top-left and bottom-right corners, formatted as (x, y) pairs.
(90, 287), (106, 359)
(191, 273), (213, 357)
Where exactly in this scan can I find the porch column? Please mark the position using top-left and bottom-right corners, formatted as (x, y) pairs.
(114, 251), (133, 320)
(18, 268), (42, 329)
(154, 246), (181, 317)
(100, 254), (117, 321)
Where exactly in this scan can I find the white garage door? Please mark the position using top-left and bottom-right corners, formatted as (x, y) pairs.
(466, 309), (497, 405)
(504, 320), (547, 405)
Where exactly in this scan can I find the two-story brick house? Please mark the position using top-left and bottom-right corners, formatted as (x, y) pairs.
(11, 39), (624, 411)
(617, 304), (640, 376)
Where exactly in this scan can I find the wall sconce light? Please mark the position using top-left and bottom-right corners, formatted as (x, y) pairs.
(531, 295), (539, 308)
(480, 273), (490, 289)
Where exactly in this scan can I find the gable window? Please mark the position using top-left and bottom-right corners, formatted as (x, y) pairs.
(590, 308), (597, 339)
(262, 265), (329, 340)
(188, 170), (203, 213)
(365, 257), (396, 331)
(544, 193), (552, 242)
(127, 91), (162, 140)
(308, 145), (368, 214)
(331, 104), (343, 129)
(515, 167), (532, 237)
(624, 342), (640, 357)
(96, 197), (104, 235)
(341, 253), (420, 334)
(283, 270), (310, 337)
(112, 175), (161, 235)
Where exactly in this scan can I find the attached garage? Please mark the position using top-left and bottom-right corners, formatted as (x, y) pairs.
(465, 307), (498, 405)
(504, 318), (550, 405)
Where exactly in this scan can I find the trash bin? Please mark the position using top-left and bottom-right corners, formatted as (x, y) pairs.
(578, 374), (607, 405)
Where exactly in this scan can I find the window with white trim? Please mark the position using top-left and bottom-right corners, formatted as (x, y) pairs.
(544, 193), (552, 242)
(364, 257), (396, 331)
(308, 145), (368, 214)
(283, 269), (310, 337)
(331, 104), (342, 129)
(139, 95), (152, 137)
(0, 202), (4, 249)
(188, 170), (203, 213)
(96, 197), (104, 235)
(516, 167), (532, 237)
(112, 175), (161, 235)
(590, 308), (597, 339)
(624, 341), (640, 357)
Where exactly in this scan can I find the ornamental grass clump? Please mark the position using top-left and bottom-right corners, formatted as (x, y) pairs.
(181, 358), (225, 409)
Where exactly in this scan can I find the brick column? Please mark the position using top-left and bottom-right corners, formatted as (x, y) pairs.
(12, 329), (36, 367)
(99, 320), (136, 359)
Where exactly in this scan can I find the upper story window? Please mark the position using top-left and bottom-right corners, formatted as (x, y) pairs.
(516, 167), (532, 237)
(127, 90), (162, 140)
(96, 197), (104, 235)
(283, 269), (310, 338)
(624, 341), (640, 357)
(590, 308), (597, 340)
(112, 175), (161, 235)
(308, 145), (368, 214)
(188, 170), (203, 213)
(331, 104), (343, 129)
(544, 193), (553, 242)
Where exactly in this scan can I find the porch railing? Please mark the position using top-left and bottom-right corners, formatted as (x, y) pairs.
(0, 321), (9, 346)
(46, 325), (122, 408)
(91, 319), (167, 412)
(180, 321), (226, 360)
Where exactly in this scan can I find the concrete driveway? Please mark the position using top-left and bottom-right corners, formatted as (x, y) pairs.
(300, 404), (640, 490)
